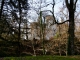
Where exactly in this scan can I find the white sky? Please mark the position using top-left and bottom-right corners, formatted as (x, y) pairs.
(28, 0), (80, 22)
(28, 0), (63, 22)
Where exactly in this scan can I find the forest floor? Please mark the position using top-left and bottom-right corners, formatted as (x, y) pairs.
(1, 55), (80, 60)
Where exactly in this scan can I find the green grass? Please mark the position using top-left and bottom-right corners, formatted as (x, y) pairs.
(3, 55), (80, 60)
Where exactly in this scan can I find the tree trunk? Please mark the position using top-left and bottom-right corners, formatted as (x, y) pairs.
(40, 11), (45, 55)
(0, 0), (5, 19)
(67, 0), (75, 55)
(18, 0), (22, 56)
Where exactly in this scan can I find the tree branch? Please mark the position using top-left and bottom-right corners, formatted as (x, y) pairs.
(74, 0), (78, 11)
(75, 12), (80, 19)
(39, 3), (53, 9)
(74, 0), (78, 6)
(42, 10), (53, 14)
(65, 0), (70, 10)
(51, 20), (69, 25)
(56, 20), (69, 25)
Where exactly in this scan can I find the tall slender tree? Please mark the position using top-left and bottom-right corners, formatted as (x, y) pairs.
(65, 0), (78, 55)
(0, 0), (5, 19)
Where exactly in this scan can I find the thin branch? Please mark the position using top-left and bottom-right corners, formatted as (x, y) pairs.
(74, 0), (78, 6)
(51, 20), (69, 25)
(10, 0), (18, 8)
(52, 0), (56, 24)
(39, 3), (53, 9)
(42, 10), (53, 14)
(65, 0), (70, 10)
(59, 10), (68, 19)
(74, 0), (78, 11)
(75, 12), (80, 19)
(30, 2), (54, 15)
(56, 20), (69, 25)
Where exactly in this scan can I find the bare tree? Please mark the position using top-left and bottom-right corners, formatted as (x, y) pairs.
(0, 0), (5, 19)
(65, 0), (78, 55)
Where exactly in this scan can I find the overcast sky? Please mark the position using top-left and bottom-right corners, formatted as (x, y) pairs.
(28, 0), (62, 22)
(27, 0), (80, 22)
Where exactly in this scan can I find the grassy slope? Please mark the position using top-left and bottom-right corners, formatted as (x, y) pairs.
(3, 55), (80, 60)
